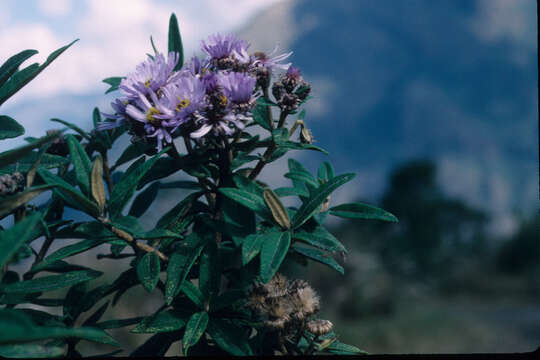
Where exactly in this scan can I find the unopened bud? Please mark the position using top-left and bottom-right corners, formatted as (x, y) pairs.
(307, 319), (333, 336)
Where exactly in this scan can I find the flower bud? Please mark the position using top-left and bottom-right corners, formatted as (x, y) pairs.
(307, 319), (333, 336)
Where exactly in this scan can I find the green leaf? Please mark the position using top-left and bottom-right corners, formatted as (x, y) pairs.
(292, 173), (355, 229)
(285, 171), (319, 188)
(183, 311), (209, 353)
(0, 213), (41, 268)
(102, 77), (124, 94)
(96, 316), (145, 330)
(242, 233), (265, 266)
(129, 181), (160, 217)
(252, 99), (271, 130)
(159, 180), (200, 190)
(0, 270), (102, 294)
(260, 231), (291, 283)
(210, 290), (247, 312)
(0, 310), (118, 346)
(272, 128), (289, 145)
(219, 188), (268, 216)
(293, 245), (344, 274)
(293, 225), (346, 253)
(66, 134), (92, 195)
(0, 49), (38, 87)
(165, 236), (205, 305)
(181, 280), (205, 308)
(0, 40), (78, 106)
(136, 252), (160, 293)
(112, 142), (147, 169)
(50, 118), (89, 140)
(280, 141), (329, 154)
(0, 130), (62, 169)
(37, 168), (100, 217)
(325, 340), (368, 355)
(131, 310), (189, 334)
(199, 241), (220, 300)
(0, 185), (54, 219)
(0, 153), (68, 175)
(168, 13), (184, 71)
(207, 318), (253, 356)
(317, 161), (334, 182)
(156, 191), (204, 231)
(0, 344), (64, 358)
(109, 149), (166, 219)
(329, 202), (398, 222)
(31, 238), (109, 273)
(274, 186), (309, 198)
(0, 115), (24, 140)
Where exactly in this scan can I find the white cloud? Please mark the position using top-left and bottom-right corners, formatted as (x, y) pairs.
(470, 0), (537, 65)
(37, 0), (72, 17)
(0, 0), (288, 106)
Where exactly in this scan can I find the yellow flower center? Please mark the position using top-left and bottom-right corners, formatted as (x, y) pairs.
(145, 107), (161, 125)
(219, 95), (228, 107)
(144, 78), (152, 88)
(176, 97), (191, 112)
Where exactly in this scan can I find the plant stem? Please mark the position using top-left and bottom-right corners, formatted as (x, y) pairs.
(248, 111), (288, 180)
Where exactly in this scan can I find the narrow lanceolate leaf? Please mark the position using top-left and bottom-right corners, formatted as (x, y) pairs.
(242, 233), (265, 266)
(0, 49), (38, 87)
(0, 40), (78, 106)
(181, 281), (205, 308)
(0, 115), (24, 140)
(293, 226), (346, 253)
(0, 270), (102, 294)
(263, 188), (291, 230)
(199, 241), (220, 300)
(51, 118), (90, 140)
(165, 238), (205, 305)
(91, 155), (106, 214)
(0, 310), (119, 346)
(168, 13), (184, 71)
(292, 173), (356, 229)
(136, 252), (160, 293)
(329, 202), (398, 222)
(183, 312), (209, 353)
(0, 344), (64, 358)
(109, 149), (166, 219)
(317, 161), (334, 182)
(326, 341), (368, 355)
(131, 310), (189, 334)
(37, 168), (100, 217)
(102, 77), (124, 94)
(260, 231), (291, 283)
(293, 245), (344, 275)
(207, 319), (253, 356)
(0, 185), (54, 219)
(0, 130), (62, 169)
(129, 181), (160, 217)
(66, 134), (92, 195)
(219, 188), (268, 216)
(31, 238), (109, 272)
(274, 186), (309, 198)
(285, 171), (319, 188)
(0, 213), (41, 268)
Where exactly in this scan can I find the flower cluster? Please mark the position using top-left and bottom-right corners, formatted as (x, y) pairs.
(248, 273), (333, 337)
(98, 33), (295, 150)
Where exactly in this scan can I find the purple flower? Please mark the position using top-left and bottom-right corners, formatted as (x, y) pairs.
(253, 45), (292, 71)
(124, 90), (179, 151)
(153, 74), (207, 126)
(201, 33), (250, 63)
(119, 52), (179, 100)
(217, 72), (257, 104)
(286, 65), (302, 79)
(97, 98), (128, 130)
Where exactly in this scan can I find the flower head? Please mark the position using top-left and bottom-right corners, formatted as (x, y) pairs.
(217, 72), (256, 104)
(253, 45), (292, 71)
(201, 33), (250, 62)
(119, 52), (179, 100)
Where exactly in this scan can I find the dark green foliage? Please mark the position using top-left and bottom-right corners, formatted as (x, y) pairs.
(0, 15), (395, 357)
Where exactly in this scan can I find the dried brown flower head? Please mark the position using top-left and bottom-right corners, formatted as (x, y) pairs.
(307, 319), (333, 336)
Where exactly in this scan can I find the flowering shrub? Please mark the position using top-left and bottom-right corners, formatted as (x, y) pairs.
(0, 14), (397, 357)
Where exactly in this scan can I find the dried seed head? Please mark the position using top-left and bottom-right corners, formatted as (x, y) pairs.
(307, 319), (333, 336)
(288, 279), (309, 293)
(266, 273), (289, 298)
(265, 317), (287, 330)
(300, 125), (314, 144)
(296, 285), (320, 316)
(268, 297), (293, 320)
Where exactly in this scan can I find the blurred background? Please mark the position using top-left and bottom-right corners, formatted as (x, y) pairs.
(1, 0), (538, 354)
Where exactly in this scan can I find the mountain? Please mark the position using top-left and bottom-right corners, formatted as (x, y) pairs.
(240, 0), (538, 236)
